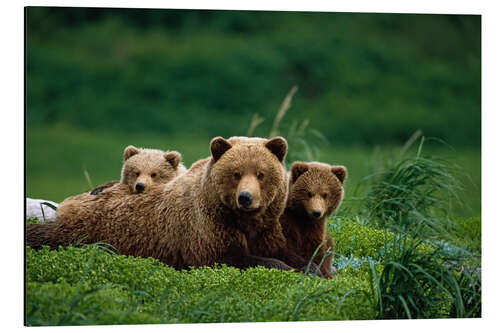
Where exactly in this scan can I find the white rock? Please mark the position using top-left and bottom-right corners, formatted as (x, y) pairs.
(26, 198), (59, 222)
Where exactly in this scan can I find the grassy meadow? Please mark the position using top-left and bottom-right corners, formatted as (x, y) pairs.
(25, 8), (481, 324)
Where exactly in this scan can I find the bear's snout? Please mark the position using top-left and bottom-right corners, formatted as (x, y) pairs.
(235, 174), (261, 211)
(312, 210), (322, 218)
(306, 196), (325, 220)
(135, 182), (145, 193)
(238, 191), (253, 209)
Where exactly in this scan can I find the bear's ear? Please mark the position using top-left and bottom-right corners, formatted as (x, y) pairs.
(124, 145), (140, 161)
(290, 162), (309, 183)
(331, 166), (347, 184)
(265, 136), (287, 163)
(210, 137), (232, 162)
(164, 151), (181, 168)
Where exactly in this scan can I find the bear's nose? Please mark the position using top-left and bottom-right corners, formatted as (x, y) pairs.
(135, 182), (145, 193)
(238, 191), (253, 208)
(312, 210), (321, 218)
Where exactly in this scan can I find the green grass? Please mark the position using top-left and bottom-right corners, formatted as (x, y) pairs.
(26, 245), (376, 325)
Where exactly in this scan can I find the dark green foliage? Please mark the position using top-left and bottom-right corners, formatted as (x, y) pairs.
(26, 245), (376, 325)
(358, 142), (481, 319)
(26, 8), (480, 147)
(367, 230), (481, 319)
(450, 266), (481, 318)
(365, 138), (462, 237)
(368, 234), (455, 319)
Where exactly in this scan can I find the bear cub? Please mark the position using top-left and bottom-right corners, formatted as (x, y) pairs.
(90, 145), (186, 195)
(280, 161), (347, 278)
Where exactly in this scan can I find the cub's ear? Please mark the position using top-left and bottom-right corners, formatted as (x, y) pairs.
(331, 166), (347, 183)
(290, 162), (309, 183)
(164, 151), (181, 168)
(265, 136), (287, 163)
(210, 137), (232, 162)
(124, 145), (140, 161)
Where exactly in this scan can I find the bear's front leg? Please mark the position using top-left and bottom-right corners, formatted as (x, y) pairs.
(250, 221), (324, 277)
(277, 248), (324, 278)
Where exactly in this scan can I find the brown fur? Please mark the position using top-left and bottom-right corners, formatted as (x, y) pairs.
(90, 145), (186, 195)
(27, 136), (313, 273)
(280, 162), (347, 278)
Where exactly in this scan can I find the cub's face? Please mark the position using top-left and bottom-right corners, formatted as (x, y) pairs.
(121, 146), (182, 194)
(287, 162), (347, 221)
(209, 136), (288, 214)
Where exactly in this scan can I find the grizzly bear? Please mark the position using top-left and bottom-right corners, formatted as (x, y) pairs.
(280, 161), (347, 278)
(27, 137), (315, 273)
(90, 145), (186, 195)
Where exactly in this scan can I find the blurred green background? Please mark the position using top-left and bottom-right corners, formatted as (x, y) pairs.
(25, 7), (481, 217)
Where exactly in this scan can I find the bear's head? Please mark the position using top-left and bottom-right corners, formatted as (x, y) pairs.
(209, 136), (288, 214)
(121, 145), (183, 194)
(287, 162), (347, 222)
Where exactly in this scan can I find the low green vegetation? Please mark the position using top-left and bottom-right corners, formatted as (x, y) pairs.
(26, 245), (376, 325)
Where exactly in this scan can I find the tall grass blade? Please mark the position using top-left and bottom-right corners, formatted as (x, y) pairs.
(269, 85), (298, 138)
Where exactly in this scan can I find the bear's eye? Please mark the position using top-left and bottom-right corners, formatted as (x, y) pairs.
(308, 192), (313, 198)
(234, 172), (241, 180)
(151, 173), (157, 178)
(257, 172), (264, 180)
(322, 193), (328, 199)
(135, 172), (140, 177)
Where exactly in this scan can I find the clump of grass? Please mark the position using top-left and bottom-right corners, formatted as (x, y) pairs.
(368, 229), (481, 319)
(360, 136), (480, 319)
(368, 232), (448, 319)
(365, 136), (462, 237)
